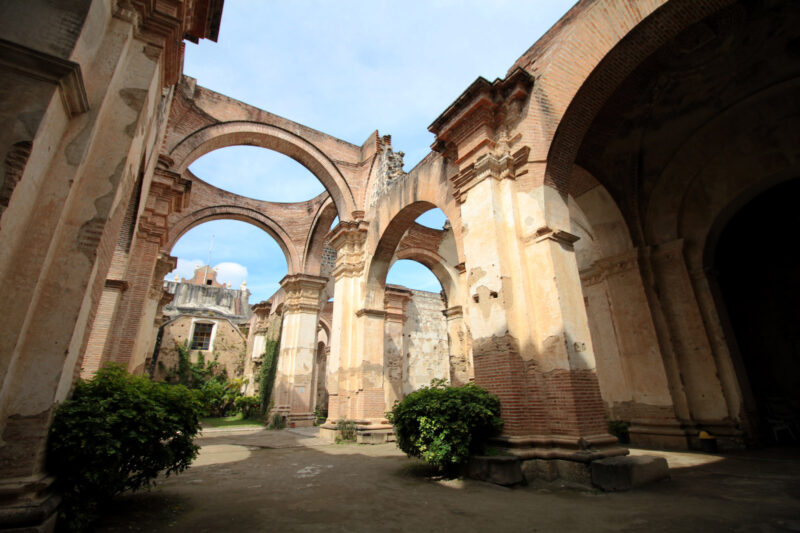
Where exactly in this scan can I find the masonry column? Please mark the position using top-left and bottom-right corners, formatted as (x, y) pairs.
(647, 239), (741, 447)
(321, 221), (372, 440)
(443, 305), (472, 386)
(581, 249), (684, 448)
(383, 286), (411, 408)
(104, 167), (190, 374)
(274, 274), (327, 426)
(429, 70), (624, 480)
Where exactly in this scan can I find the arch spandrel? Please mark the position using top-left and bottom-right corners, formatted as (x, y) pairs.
(364, 152), (465, 279)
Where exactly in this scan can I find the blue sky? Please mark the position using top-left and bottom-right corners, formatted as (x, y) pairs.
(168, 0), (576, 303)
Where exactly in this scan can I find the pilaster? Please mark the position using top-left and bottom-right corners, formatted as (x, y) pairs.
(274, 274), (327, 426)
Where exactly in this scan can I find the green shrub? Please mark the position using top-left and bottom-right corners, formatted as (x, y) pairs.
(234, 396), (260, 419)
(387, 380), (503, 470)
(47, 364), (201, 532)
(336, 419), (357, 442)
(268, 413), (286, 429)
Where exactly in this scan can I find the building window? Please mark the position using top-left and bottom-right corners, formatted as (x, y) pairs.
(190, 323), (214, 350)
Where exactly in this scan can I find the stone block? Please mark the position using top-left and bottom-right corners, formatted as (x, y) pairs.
(591, 455), (670, 491)
(466, 456), (523, 486)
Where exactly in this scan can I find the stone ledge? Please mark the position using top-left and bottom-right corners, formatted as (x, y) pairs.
(465, 456), (523, 486)
(590, 455), (670, 491)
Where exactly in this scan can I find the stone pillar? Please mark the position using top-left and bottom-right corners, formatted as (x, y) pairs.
(274, 274), (326, 426)
(581, 250), (684, 448)
(384, 286), (411, 408)
(104, 167), (190, 374)
(429, 69), (624, 479)
(322, 221), (367, 426)
(649, 239), (741, 446)
(443, 305), (472, 386)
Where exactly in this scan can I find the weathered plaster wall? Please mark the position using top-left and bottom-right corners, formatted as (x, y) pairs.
(153, 316), (247, 381)
(403, 290), (449, 395)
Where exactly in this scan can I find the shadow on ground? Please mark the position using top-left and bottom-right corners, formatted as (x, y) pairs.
(94, 427), (800, 533)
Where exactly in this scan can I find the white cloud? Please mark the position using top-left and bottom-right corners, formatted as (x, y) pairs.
(214, 262), (248, 288)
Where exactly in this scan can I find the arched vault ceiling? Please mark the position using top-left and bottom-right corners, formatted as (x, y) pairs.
(574, 0), (800, 245)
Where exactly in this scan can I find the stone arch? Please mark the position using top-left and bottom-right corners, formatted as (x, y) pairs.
(393, 246), (461, 307)
(169, 121), (357, 217)
(366, 201), (443, 307)
(167, 205), (298, 274)
(540, 0), (734, 191)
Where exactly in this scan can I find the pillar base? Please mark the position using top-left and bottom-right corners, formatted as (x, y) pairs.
(286, 412), (315, 428)
(629, 419), (691, 449)
(493, 433), (628, 485)
(0, 475), (60, 532)
(319, 419), (395, 444)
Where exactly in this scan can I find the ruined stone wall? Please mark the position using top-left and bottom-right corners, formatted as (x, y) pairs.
(153, 316), (247, 382)
(402, 290), (449, 395)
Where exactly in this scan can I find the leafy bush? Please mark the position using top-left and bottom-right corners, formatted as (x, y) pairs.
(387, 380), (503, 470)
(268, 413), (286, 429)
(163, 342), (248, 418)
(234, 396), (260, 419)
(47, 364), (201, 532)
(336, 419), (357, 442)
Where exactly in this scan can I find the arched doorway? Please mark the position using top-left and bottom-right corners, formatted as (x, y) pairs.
(713, 178), (800, 445)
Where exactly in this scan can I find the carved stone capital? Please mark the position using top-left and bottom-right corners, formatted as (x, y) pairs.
(280, 274), (327, 314)
(329, 220), (369, 279)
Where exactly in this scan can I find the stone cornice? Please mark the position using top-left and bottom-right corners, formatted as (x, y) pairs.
(0, 38), (89, 117)
(442, 305), (464, 319)
(355, 308), (386, 319)
(524, 226), (580, 249)
(429, 68), (533, 162)
(114, 0), (222, 87)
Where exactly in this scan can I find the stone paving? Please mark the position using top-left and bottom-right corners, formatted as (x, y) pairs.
(95, 427), (800, 533)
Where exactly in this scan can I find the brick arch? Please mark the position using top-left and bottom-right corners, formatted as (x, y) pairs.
(393, 246), (461, 305)
(303, 197), (338, 275)
(364, 200), (463, 312)
(168, 121), (357, 217)
(167, 205), (298, 274)
(539, 0), (733, 191)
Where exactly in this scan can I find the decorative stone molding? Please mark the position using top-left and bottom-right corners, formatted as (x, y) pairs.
(355, 308), (387, 319)
(114, 0), (222, 87)
(524, 226), (580, 248)
(149, 252), (177, 299)
(0, 38), (88, 117)
(329, 220), (369, 279)
(428, 68), (533, 203)
(580, 249), (640, 286)
(280, 274), (327, 314)
(138, 164), (191, 245)
(384, 285), (412, 323)
(442, 305), (464, 319)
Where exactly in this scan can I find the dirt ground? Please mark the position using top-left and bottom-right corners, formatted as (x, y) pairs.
(95, 427), (800, 533)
